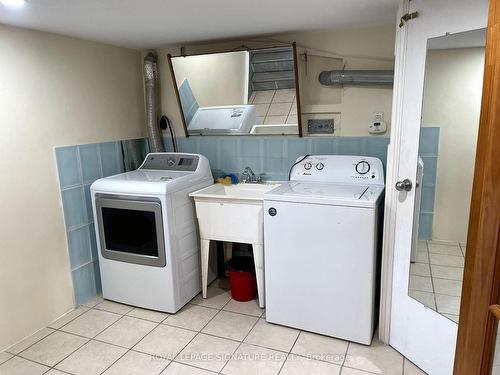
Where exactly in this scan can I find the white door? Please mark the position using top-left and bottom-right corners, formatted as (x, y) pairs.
(387, 1), (488, 374)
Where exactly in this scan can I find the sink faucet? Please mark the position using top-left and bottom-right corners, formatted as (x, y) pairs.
(241, 166), (262, 183)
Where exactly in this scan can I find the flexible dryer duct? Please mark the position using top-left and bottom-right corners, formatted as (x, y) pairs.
(144, 52), (165, 153)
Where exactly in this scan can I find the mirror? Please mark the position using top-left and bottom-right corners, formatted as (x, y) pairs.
(169, 45), (301, 136)
(408, 29), (486, 323)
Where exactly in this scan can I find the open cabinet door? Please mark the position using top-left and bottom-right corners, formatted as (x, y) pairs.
(454, 0), (500, 373)
(385, 0), (488, 374)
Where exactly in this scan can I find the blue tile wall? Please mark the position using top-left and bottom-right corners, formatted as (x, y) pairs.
(164, 135), (391, 182)
(418, 127), (440, 240)
(55, 140), (130, 305)
(56, 132), (439, 305)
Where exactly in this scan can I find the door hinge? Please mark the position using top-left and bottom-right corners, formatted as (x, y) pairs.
(399, 11), (419, 28)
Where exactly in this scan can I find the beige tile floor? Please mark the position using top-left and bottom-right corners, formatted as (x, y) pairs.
(409, 240), (465, 323)
(1, 280), (426, 375)
(249, 89), (297, 126)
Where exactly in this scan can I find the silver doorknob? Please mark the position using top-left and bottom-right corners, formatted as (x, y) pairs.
(395, 179), (413, 192)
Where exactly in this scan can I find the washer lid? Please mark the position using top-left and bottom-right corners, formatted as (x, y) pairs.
(91, 170), (202, 195)
(264, 182), (385, 208)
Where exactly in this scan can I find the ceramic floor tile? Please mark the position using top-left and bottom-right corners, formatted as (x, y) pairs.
(409, 263), (431, 277)
(61, 308), (121, 338)
(126, 307), (169, 323)
(0, 352), (13, 365)
(20, 331), (88, 367)
(96, 316), (157, 348)
(134, 324), (196, 359)
(55, 340), (127, 375)
(409, 275), (433, 293)
(49, 306), (89, 329)
(253, 91), (275, 104)
(0, 356), (49, 375)
(409, 290), (436, 309)
(428, 243), (463, 257)
(244, 319), (300, 352)
(443, 314), (459, 323)
(279, 354), (341, 375)
(221, 343), (286, 375)
(286, 115), (298, 124)
(404, 358), (428, 374)
(202, 311), (258, 341)
(267, 102), (292, 116)
(45, 369), (70, 375)
(272, 89), (295, 103)
(344, 338), (404, 375)
(416, 241), (428, 252)
(340, 367), (375, 375)
(429, 254), (464, 268)
(435, 294), (461, 315)
(431, 265), (464, 281)
(432, 278), (462, 297)
(223, 299), (264, 317)
(414, 251), (429, 263)
(164, 305), (218, 331)
(263, 116), (288, 125)
(81, 295), (104, 308)
(190, 286), (231, 310)
(6, 327), (55, 354)
(255, 103), (270, 117)
(95, 300), (134, 315)
(103, 349), (170, 375)
(177, 333), (239, 373)
(291, 331), (348, 365)
(162, 361), (216, 374)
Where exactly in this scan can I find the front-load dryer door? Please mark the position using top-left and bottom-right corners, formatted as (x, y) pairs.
(95, 194), (166, 267)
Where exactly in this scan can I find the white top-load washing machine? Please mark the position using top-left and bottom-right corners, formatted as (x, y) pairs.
(91, 153), (213, 313)
(264, 155), (385, 345)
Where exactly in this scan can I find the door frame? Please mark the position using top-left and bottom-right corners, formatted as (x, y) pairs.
(454, 0), (500, 373)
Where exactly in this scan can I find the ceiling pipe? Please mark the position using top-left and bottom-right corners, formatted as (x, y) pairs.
(319, 70), (394, 86)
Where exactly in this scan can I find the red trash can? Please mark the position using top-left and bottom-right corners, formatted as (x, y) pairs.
(226, 257), (256, 302)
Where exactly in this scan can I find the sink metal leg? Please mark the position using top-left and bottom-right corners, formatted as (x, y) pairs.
(201, 239), (210, 299)
(223, 242), (233, 264)
(252, 243), (265, 308)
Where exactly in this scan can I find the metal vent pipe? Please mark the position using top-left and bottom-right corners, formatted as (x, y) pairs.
(319, 70), (394, 86)
(144, 52), (165, 153)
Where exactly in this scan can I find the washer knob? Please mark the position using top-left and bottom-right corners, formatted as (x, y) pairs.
(167, 158), (176, 166)
(355, 161), (370, 175)
(304, 162), (312, 170)
(316, 162), (324, 170)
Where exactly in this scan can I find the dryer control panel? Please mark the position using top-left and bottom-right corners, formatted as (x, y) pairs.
(290, 155), (384, 185)
(139, 153), (199, 171)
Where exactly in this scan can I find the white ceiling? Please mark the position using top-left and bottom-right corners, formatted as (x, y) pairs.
(0, 0), (398, 49)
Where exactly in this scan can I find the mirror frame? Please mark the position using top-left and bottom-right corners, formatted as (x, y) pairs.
(167, 42), (303, 138)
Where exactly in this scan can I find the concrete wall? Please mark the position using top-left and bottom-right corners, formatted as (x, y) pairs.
(0, 24), (145, 350)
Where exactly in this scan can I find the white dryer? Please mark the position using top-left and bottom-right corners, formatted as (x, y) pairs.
(264, 155), (385, 345)
(91, 153), (213, 313)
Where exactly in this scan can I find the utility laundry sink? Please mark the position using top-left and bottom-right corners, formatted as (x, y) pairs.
(189, 182), (281, 308)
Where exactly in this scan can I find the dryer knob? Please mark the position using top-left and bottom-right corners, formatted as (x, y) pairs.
(304, 162), (312, 170)
(355, 161), (371, 175)
(316, 162), (324, 170)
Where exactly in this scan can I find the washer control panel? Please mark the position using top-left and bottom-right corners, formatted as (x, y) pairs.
(139, 153), (199, 171)
(290, 155), (384, 185)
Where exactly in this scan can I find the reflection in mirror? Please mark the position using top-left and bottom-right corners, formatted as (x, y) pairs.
(169, 45), (300, 136)
(408, 29), (486, 323)
(492, 321), (500, 375)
